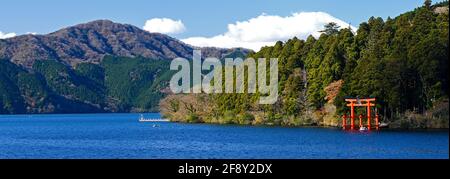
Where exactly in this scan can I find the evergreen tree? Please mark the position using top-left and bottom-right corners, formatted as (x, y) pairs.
(319, 22), (341, 35)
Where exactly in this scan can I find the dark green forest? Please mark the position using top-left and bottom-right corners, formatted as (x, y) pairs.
(161, 1), (449, 128)
(0, 56), (172, 114)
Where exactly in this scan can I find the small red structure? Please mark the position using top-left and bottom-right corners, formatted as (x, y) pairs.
(342, 98), (379, 130)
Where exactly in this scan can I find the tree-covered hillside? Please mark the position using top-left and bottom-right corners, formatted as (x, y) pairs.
(161, 1), (449, 128)
(0, 57), (172, 114)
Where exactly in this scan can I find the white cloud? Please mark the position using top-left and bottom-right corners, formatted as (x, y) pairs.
(0, 31), (16, 39)
(143, 18), (186, 34)
(182, 12), (355, 51)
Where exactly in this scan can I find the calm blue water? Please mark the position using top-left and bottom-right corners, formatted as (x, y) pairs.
(0, 113), (448, 159)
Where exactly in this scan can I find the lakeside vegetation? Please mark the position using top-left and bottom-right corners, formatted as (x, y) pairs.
(161, 1), (449, 129)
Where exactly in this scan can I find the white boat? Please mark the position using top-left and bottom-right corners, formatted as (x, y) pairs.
(359, 126), (368, 131)
(138, 114), (169, 122)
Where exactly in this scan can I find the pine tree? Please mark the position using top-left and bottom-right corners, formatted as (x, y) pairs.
(319, 22), (341, 35)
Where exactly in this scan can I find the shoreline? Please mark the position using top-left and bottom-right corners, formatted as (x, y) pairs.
(1, 112), (448, 130)
(167, 119), (450, 131)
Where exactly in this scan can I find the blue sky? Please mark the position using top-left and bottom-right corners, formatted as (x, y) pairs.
(0, 0), (441, 50)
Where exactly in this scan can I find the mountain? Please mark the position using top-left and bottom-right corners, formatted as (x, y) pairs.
(0, 20), (251, 114)
(0, 20), (251, 68)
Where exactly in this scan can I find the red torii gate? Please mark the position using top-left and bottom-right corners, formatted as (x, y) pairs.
(342, 98), (379, 130)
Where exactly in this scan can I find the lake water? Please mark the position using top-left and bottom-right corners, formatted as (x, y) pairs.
(0, 113), (448, 159)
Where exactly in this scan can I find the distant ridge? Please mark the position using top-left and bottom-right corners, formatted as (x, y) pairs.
(0, 20), (251, 68)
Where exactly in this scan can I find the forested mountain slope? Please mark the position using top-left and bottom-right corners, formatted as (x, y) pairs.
(161, 1), (449, 128)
